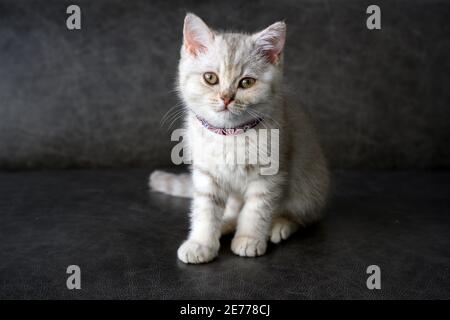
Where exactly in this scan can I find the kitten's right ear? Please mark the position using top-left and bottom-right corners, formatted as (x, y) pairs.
(183, 13), (214, 56)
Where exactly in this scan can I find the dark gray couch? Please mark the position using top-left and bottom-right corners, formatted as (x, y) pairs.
(0, 0), (449, 299)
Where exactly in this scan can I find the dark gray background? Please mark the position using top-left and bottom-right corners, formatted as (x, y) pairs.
(0, 1), (449, 300)
(0, 0), (449, 169)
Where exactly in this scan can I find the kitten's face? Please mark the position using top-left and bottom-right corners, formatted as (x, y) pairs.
(178, 14), (286, 128)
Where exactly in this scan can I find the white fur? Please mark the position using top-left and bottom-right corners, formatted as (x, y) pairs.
(150, 14), (329, 264)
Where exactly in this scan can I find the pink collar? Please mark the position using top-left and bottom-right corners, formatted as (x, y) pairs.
(197, 116), (263, 135)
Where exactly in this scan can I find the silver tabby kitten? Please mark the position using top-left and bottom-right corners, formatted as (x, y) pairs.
(150, 13), (329, 264)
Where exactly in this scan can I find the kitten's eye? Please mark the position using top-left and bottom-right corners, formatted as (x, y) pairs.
(203, 72), (219, 85)
(239, 77), (256, 89)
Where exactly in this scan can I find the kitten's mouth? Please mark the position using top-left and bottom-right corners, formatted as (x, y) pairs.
(216, 105), (242, 116)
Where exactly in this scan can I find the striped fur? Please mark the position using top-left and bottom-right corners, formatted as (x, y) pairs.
(150, 14), (329, 264)
(149, 171), (192, 198)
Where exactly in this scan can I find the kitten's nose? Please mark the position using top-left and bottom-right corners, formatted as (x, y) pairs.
(220, 94), (234, 107)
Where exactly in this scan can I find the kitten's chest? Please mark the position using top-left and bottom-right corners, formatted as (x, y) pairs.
(191, 128), (258, 167)
(190, 128), (259, 189)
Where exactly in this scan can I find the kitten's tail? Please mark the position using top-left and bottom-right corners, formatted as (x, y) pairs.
(149, 170), (193, 198)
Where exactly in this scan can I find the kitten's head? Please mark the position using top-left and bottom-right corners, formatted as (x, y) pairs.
(178, 13), (286, 128)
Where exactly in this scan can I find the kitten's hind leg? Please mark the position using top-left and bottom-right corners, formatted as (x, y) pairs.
(270, 216), (300, 244)
(221, 194), (243, 235)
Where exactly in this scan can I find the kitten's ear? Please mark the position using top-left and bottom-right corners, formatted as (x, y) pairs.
(183, 13), (214, 56)
(253, 21), (286, 64)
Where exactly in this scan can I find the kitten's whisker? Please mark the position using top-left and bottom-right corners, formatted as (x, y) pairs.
(245, 110), (270, 131)
(233, 103), (281, 128)
(161, 104), (185, 127)
(248, 109), (282, 128)
(160, 103), (183, 125)
(167, 111), (187, 131)
(165, 107), (185, 122)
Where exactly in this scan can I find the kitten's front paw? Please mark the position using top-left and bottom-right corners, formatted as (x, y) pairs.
(231, 236), (267, 257)
(177, 240), (218, 264)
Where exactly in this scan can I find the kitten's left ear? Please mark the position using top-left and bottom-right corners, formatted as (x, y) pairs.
(253, 21), (286, 64)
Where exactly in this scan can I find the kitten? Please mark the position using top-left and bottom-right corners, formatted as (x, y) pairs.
(150, 13), (329, 264)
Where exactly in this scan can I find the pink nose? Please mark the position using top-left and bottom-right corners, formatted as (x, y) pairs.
(220, 95), (233, 107)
